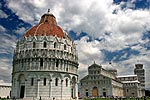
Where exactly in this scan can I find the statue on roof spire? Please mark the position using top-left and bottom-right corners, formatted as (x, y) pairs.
(48, 9), (50, 13)
(94, 61), (95, 64)
(109, 62), (111, 64)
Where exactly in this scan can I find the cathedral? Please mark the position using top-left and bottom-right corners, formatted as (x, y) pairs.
(80, 63), (145, 98)
(11, 11), (78, 100)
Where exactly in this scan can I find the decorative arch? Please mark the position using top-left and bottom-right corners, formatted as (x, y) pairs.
(92, 87), (98, 97)
(17, 74), (26, 98)
(103, 88), (107, 97)
(33, 36), (37, 41)
(53, 36), (59, 42)
(71, 76), (77, 99)
(18, 74), (26, 82)
(64, 74), (71, 87)
(72, 76), (76, 83)
(48, 74), (52, 80)
(43, 35), (48, 41)
(39, 74), (49, 79)
(52, 73), (62, 79)
(64, 39), (69, 46)
(64, 74), (71, 80)
(27, 73), (37, 79)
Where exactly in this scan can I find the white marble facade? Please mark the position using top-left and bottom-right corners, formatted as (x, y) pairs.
(80, 63), (123, 98)
(11, 13), (78, 100)
(80, 63), (143, 98)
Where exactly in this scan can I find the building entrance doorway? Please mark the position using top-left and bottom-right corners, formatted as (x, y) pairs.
(20, 86), (25, 98)
(103, 88), (106, 97)
(103, 92), (106, 97)
(18, 74), (25, 98)
(71, 77), (76, 99)
(92, 87), (98, 97)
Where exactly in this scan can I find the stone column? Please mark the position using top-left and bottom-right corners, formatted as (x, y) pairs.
(75, 82), (78, 100)
(66, 61), (68, 72)
(68, 61), (70, 72)
(62, 60), (64, 71)
(29, 59), (31, 70)
(64, 60), (66, 71)
(43, 58), (45, 70)
(54, 59), (56, 70)
(73, 82), (78, 99)
(70, 82), (73, 99)
(37, 58), (39, 70)
(46, 58), (48, 70)
(49, 58), (51, 70)
(24, 79), (27, 98)
(48, 58), (50, 70)
(60, 60), (62, 71)
(37, 78), (40, 98)
(51, 59), (54, 70)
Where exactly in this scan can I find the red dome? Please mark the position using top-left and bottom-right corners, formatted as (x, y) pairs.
(24, 13), (65, 38)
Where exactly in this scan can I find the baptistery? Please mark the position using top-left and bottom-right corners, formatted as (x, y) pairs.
(11, 11), (78, 100)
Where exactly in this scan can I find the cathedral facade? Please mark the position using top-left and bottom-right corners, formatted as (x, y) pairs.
(80, 63), (145, 98)
(11, 11), (78, 100)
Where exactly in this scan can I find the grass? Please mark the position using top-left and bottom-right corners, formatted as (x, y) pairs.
(0, 99), (10, 100)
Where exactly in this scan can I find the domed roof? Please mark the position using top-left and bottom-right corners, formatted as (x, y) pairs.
(24, 11), (65, 38)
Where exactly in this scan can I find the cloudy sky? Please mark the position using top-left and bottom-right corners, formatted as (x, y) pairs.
(0, 0), (150, 89)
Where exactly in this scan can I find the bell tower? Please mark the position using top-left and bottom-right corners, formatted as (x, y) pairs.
(134, 64), (145, 96)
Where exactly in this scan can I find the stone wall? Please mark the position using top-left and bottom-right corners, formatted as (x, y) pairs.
(0, 85), (11, 98)
(11, 72), (78, 100)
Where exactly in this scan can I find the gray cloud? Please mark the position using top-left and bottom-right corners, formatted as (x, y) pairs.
(0, 25), (6, 32)
(0, 58), (12, 82)
(13, 27), (26, 35)
(0, 33), (17, 83)
(0, 10), (8, 18)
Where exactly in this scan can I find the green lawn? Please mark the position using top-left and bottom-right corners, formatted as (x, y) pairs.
(0, 99), (10, 100)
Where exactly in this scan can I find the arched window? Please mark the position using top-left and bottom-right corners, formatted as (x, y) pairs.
(31, 78), (34, 86)
(66, 78), (68, 87)
(43, 78), (46, 86)
(43, 41), (47, 48)
(55, 78), (58, 86)
(64, 44), (66, 50)
(86, 89), (88, 97)
(33, 42), (36, 48)
(45, 20), (48, 22)
(66, 67), (68, 72)
(127, 89), (128, 92)
(56, 59), (59, 67)
(54, 42), (57, 48)
(40, 58), (43, 67)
